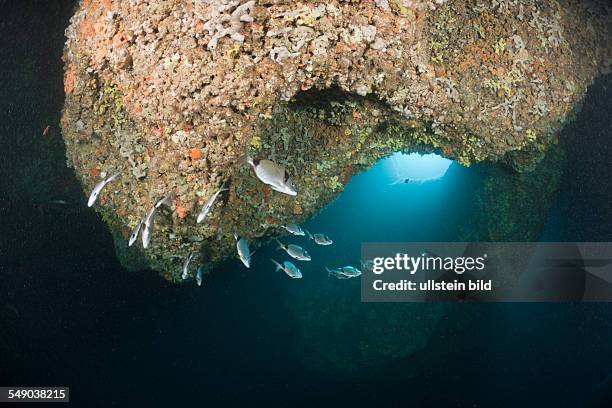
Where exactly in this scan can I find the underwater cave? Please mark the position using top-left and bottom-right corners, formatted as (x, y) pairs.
(4, 0), (612, 406)
(229, 135), (563, 374)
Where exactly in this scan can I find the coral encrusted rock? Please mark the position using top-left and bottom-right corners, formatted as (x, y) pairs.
(61, 0), (612, 280)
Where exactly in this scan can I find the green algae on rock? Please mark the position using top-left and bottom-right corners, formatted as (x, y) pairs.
(61, 0), (612, 279)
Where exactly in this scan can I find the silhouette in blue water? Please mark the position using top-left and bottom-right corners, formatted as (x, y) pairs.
(386, 152), (452, 184)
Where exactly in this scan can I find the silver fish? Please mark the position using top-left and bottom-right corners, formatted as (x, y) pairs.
(306, 230), (333, 245)
(338, 266), (362, 278)
(142, 193), (173, 249)
(271, 259), (302, 279)
(141, 207), (155, 249)
(275, 239), (311, 261)
(87, 173), (119, 207)
(128, 214), (146, 247)
(235, 232), (252, 268)
(182, 252), (195, 280)
(49, 199), (68, 205)
(196, 264), (204, 286)
(196, 184), (228, 224)
(326, 267), (350, 279)
(247, 156), (297, 196)
(282, 223), (305, 236)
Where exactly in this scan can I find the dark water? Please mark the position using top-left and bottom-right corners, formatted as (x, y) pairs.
(1, 1), (612, 406)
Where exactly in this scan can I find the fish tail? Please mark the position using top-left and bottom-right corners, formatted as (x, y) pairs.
(305, 229), (313, 240)
(270, 258), (282, 271)
(156, 192), (174, 209)
(325, 266), (332, 277)
(239, 153), (254, 167)
(274, 238), (284, 250)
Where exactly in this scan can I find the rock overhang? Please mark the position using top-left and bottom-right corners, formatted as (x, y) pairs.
(61, 0), (612, 279)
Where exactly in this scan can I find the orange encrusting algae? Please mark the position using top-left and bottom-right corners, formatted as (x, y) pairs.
(175, 199), (188, 219)
(64, 64), (76, 94)
(189, 148), (202, 166)
(189, 148), (202, 160)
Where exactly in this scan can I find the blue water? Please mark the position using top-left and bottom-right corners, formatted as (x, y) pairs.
(2, 1), (612, 406)
(302, 153), (481, 245)
(251, 152), (482, 284)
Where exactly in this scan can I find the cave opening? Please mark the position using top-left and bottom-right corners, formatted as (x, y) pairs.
(384, 152), (453, 184)
(294, 151), (485, 267)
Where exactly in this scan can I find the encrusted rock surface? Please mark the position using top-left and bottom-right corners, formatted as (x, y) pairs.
(61, 0), (612, 279)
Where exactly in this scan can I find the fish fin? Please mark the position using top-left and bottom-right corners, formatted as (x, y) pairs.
(218, 180), (230, 193)
(270, 185), (284, 194)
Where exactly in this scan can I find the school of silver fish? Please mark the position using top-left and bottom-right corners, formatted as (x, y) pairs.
(87, 156), (362, 286)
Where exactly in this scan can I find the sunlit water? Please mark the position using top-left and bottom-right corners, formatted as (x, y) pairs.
(386, 152), (453, 183)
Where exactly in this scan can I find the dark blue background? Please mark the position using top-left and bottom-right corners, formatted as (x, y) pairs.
(1, 1), (611, 406)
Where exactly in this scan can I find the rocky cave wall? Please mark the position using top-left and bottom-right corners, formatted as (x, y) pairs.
(61, 0), (612, 280)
